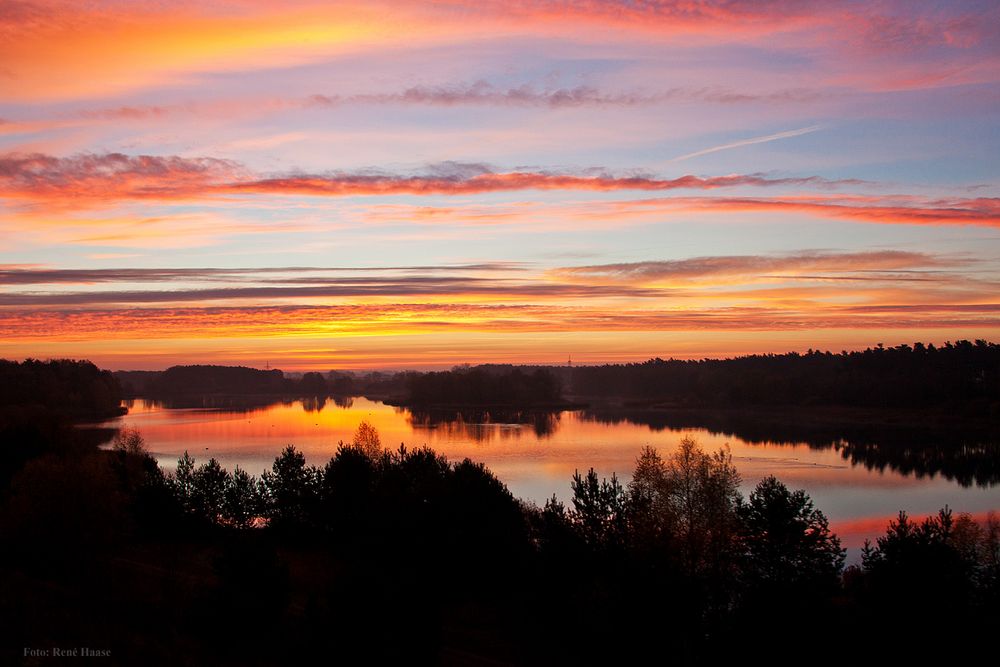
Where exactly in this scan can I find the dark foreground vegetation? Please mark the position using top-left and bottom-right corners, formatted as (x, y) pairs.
(3, 419), (998, 665)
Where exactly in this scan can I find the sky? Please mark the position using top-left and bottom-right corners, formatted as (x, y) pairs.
(1, 0), (999, 371)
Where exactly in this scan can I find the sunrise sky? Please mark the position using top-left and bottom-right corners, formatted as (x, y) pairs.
(2, 0), (999, 370)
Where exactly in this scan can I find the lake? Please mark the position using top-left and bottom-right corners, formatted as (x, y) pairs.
(105, 396), (1000, 555)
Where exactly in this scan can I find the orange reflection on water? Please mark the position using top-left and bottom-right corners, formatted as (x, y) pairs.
(108, 396), (1000, 548)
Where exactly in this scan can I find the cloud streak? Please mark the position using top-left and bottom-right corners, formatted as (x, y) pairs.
(0, 152), (857, 208)
(0, 279), (668, 307)
(0, 251), (986, 309)
(670, 125), (824, 162)
(306, 83), (827, 110)
(0, 85), (829, 141)
(0, 263), (527, 285)
(678, 196), (1000, 228)
(356, 194), (1000, 231)
(3, 251), (996, 365)
(553, 251), (961, 283)
(4, 302), (1000, 343)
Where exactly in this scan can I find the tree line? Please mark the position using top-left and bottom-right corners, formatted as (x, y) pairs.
(115, 340), (1000, 414)
(0, 358), (122, 419)
(401, 366), (565, 406)
(117, 364), (569, 408)
(116, 365), (413, 399)
(570, 340), (1000, 412)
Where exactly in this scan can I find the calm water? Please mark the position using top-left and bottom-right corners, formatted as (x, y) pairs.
(105, 397), (1000, 553)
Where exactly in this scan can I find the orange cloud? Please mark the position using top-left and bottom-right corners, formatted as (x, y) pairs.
(0, 2), (436, 102)
(4, 1), (995, 103)
(226, 172), (847, 198)
(525, 195), (1000, 230)
(4, 302), (1000, 345)
(689, 196), (1000, 227)
(0, 250), (996, 354)
(0, 153), (244, 204)
(9, 152), (992, 232)
(0, 152), (859, 209)
(0, 251), (983, 309)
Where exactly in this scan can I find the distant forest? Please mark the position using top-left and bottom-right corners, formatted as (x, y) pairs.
(113, 340), (1000, 414)
(116, 363), (569, 408)
(116, 365), (404, 400)
(0, 358), (122, 420)
(570, 340), (1000, 412)
(401, 366), (566, 407)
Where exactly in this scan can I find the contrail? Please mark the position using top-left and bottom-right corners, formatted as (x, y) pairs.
(670, 124), (823, 162)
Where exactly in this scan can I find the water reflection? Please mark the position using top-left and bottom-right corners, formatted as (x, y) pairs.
(408, 408), (560, 440)
(580, 406), (1000, 488)
(127, 395), (295, 412)
(332, 396), (355, 409)
(106, 396), (1000, 554)
(301, 396), (327, 412)
(120, 395), (1000, 488)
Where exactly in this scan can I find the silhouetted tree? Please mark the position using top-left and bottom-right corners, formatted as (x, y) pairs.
(108, 426), (155, 493)
(319, 443), (377, 533)
(261, 445), (320, 530)
(570, 468), (628, 550)
(861, 507), (975, 615)
(300, 372), (328, 396)
(950, 511), (1000, 602)
(170, 450), (196, 513)
(530, 494), (581, 557)
(666, 438), (742, 575)
(737, 476), (844, 590)
(352, 420), (383, 459)
(111, 427), (146, 456)
(223, 466), (262, 528)
(191, 458), (228, 523)
(627, 445), (675, 552)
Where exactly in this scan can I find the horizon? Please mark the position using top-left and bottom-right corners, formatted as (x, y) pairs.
(8, 336), (992, 373)
(2, 1), (999, 368)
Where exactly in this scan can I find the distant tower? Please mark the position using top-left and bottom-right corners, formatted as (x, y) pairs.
(567, 355), (572, 368)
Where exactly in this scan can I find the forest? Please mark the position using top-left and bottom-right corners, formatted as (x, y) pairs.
(400, 366), (566, 407)
(569, 340), (1000, 413)
(0, 358), (123, 420)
